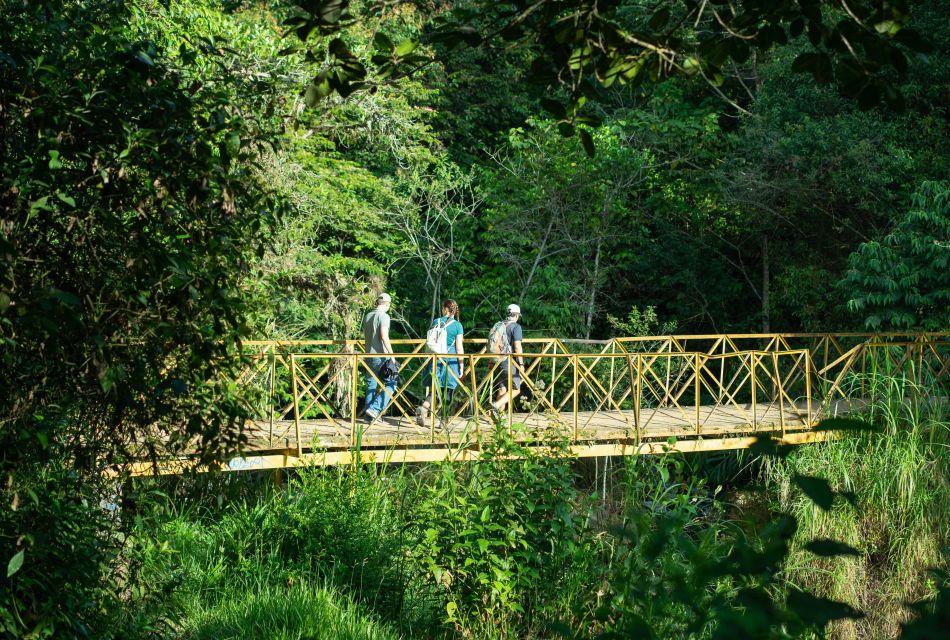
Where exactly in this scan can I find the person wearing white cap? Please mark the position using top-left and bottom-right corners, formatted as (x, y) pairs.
(487, 303), (524, 420)
(361, 292), (397, 421)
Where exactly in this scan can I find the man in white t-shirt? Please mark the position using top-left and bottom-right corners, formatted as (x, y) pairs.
(361, 293), (397, 421)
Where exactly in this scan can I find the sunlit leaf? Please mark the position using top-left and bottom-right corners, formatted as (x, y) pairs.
(6, 550), (24, 578)
(394, 38), (418, 57)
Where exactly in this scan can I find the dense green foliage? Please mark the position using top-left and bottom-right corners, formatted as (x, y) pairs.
(1, 0), (279, 469)
(2, 0), (949, 638)
(843, 181), (950, 330)
(0, 1), (281, 634)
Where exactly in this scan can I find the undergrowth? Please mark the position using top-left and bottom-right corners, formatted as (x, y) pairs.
(130, 373), (949, 639)
(768, 369), (950, 639)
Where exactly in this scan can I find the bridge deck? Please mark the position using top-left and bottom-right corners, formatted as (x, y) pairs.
(245, 401), (816, 453)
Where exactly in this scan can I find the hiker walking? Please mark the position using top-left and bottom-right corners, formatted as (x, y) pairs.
(361, 292), (398, 422)
(488, 303), (524, 420)
(416, 299), (464, 422)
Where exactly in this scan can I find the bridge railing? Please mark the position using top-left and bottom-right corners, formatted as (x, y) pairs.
(235, 334), (950, 455)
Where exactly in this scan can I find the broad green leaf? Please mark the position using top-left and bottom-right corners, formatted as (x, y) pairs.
(394, 39), (417, 57)
(540, 98), (566, 119)
(52, 289), (80, 307)
(29, 196), (50, 215)
(226, 133), (241, 156)
(304, 73), (331, 106)
(793, 474), (834, 511)
(7, 550), (24, 577)
(373, 32), (393, 52)
(56, 192), (75, 207)
(649, 7), (671, 31)
(805, 539), (861, 557)
(318, 0), (345, 23)
(579, 128), (595, 158)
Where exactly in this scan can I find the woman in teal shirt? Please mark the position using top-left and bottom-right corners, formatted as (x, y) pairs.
(416, 299), (464, 421)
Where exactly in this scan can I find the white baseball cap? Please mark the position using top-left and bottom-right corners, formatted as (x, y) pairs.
(506, 303), (521, 316)
(376, 292), (392, 304)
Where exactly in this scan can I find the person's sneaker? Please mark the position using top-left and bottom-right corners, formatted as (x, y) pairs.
(488, 403), (502, 423)
(364, 409), (379, 423)
(415, 406), (429, 426)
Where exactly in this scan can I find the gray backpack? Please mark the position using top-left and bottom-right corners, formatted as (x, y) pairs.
(487, 320), (513, 354)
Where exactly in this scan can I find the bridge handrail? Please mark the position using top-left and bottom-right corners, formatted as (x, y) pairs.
(232, 338), (950, 456)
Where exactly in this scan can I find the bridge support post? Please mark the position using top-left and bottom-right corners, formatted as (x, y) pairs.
(291, 354), (303, 458)
(268, 350), (276, 448)
(695, 353), (701, 435)
(664, 340), (672, 407)
(749, 351), (759, 431)
(431, 355), (437, 443)
(823, 337), (830, 396)
(572, 355), (579, 442)
(719, 338), (727, 404)
(860, 344), (866, 400)
(806, 353), (813, 426)
(609, 341), (616, 405)
(625, 354), (635, 441)
(470, 355), (480, 438)
(634, 354), (641, 446)
(507, 355), (513, 428)
(773, 352), (786, 438)
(351, 354), (359, 448)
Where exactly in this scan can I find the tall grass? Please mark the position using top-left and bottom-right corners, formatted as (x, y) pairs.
(135, 465), (413, 639)
(770, 365), (950, 639)
(181, 580), (401, 640)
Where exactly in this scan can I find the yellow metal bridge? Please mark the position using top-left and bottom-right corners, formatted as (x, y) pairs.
(132, 333), (950, 474)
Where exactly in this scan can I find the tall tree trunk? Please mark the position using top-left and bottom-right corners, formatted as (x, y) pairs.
(585, 233), (603, 339)
(761, 233), (770, 333)
(519, 215), (555, 305)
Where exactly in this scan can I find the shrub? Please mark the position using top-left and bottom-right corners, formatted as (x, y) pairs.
(0, 463), (160, 639)
(411, 425), (588, 636)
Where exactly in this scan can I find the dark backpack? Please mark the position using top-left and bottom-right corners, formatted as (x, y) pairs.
(378, 358), (399, 381)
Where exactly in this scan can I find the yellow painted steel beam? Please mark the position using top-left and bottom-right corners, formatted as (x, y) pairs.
(124, 430), (841, 477)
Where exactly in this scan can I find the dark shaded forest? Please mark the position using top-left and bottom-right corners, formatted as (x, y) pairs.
(1, 1), (948, 638)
